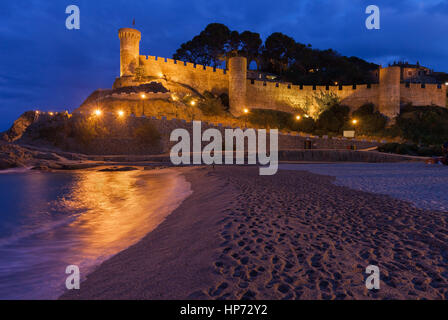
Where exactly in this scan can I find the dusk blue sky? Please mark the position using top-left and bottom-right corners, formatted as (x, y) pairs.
(1, 0), (448, 130)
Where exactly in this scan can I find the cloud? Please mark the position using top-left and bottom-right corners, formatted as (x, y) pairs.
(0, 0), (447, 130)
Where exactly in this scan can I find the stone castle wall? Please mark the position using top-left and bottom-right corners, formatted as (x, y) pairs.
(135, 55), (446, 118)
(245, 81), (380, 115)
(400, 83), (446, 107)
(140, 55), (229, 96)
(115, 27), (447, 118)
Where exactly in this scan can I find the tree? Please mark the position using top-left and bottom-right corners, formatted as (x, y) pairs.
(198, 92), (227, 116)
(395, 105), (448, 145)
(173, 36), (213, 66)
(173, 23), (230, 67)
(260, 32), (296, 74)
(352, 103), (387, 135)
(173, 24), (262, 69)
(239, 31), (262, 67)
(312, 91), (340, 118)
(316, 104), (350, 134)
(173, 23), (378, 82)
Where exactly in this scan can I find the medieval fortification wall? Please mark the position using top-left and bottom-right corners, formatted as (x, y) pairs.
(114, 27), (447, 118)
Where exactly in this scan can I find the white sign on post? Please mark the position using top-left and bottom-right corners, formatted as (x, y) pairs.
(343, 130), (355, 138)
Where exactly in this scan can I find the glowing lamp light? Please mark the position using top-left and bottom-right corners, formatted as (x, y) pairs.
(352, 119), (358, 125)
(190, 100), (196, 106)
(445, 82), (448, 86)
(49, 112), (54, 116)
(94, 109), (102, 116)
(158, 73), (164, 78)
(117, 110), (124, 117)
(243, 108), (249, 114)
(304, 115), (310, 118)
(296, 115), (301, 120)
(140, 93), (146, 99)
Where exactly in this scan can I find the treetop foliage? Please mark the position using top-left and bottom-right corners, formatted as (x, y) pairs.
(173, 23), (378, 85)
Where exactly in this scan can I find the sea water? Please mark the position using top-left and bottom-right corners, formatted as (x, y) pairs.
(280, 163), (448, 212)
(0, 168), (191, 299)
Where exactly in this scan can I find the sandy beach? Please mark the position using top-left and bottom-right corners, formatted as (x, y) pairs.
(60, 166), (448, 300)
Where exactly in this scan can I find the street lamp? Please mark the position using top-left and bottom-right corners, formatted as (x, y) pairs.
(296, 115), (301, 120)
(94, 109), (102, 116)
(243, 108), (250, 127)
(140, 93), (147, 115)
(352, 119), (358, 125)
(117, 110), (124, 117)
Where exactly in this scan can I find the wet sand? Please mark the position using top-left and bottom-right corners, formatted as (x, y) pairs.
(61, 166), (448, 300)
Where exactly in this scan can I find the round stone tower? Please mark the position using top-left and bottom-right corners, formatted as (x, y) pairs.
(228, 56), (247, 117)
(378, 66), (401, 119)
(118, 28), (141, 77)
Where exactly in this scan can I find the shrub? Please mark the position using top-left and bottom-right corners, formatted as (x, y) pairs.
(294, 116), (315, 133)
(394, 105), (448, 145)
(378, 143), (443, 157)
(218, 93), (229, 111)
(245, 109), (315, 133)
(198, 92), (227, 116)
(315, 104), (350, 134)
(310, 91), (341, 118)
(352, 103), (387, 135)
(246, 109), (288, 130)
(134, 65), (147, 82)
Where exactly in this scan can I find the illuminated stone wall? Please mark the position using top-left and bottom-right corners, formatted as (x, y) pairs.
(139, 55), (229, 96)
(400, 83), (446, 107)
(245, 81), (380, 116)
(114, 28), (447, 118)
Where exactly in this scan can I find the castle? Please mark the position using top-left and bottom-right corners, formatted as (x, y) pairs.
(113, 27), (447, 119)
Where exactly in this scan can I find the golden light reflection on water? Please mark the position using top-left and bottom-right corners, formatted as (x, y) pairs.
(63, 169), (192, 264)
(0, 168), (192, 300)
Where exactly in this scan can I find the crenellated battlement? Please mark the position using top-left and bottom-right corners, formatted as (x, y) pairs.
(400, 82), (446, 107)
(118, 29), (141, 40)
(247, 79), (380, 92)
(140, 55), (227, 75)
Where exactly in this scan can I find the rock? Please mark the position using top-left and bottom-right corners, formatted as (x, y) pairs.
(31, 165), (50, 171)
(34, 152), (61, 161)
(98, 166), (139, 172)
(58, 163), (98, 170)
(0, 158), (18, 170)
(143, 165), (170, 170)
(2, 111), (37, 142)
